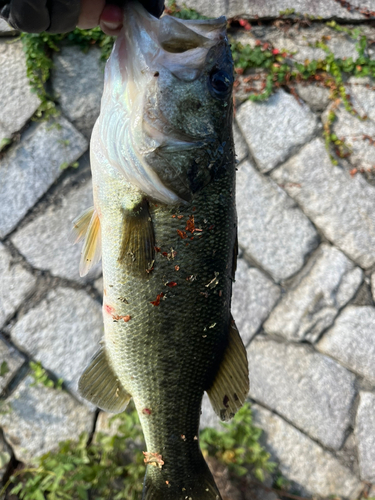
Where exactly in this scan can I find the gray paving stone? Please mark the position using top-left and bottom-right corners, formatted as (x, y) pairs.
(0, 18), (17, 35)
(12, 179), (101, 283)
(232, 24), (375, 69)
(0, 433), (12, 481)
(232, 258), (280, 345)
(0, 335), (25, 393)
(94, 276), (103, 296)
(233, 120), (248, 163)
(181, 0), (374, 19)
(0, 242), (37, 329)
(264, 244), (363, 343)
(0, 375), (94, 463)
(356, 391), (375, 482)
(247, 337), (356, 449)
(236, 90), (317, 173)
(52, 46), (104, 138)
(10, 287), (103, 397)
(0, 39), (40, 146)
(252, 404), (363, 499)
(271, 138), (375, 269)
(200, 392), (222, 431)
(236, 159), (318, 282)
(318, 306), (375, 384)
(0, 116), (88, 238)
(295, 84), (331, 112)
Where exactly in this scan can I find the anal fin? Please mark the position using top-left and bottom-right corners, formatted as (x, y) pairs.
(119, 198), (155, 278)
(207, 317), (249, 421)
(78, 346), (131, 413)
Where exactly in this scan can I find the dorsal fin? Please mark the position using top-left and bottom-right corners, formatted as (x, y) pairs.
(70, 206), (102, 277)
(207, 317), (249, 421)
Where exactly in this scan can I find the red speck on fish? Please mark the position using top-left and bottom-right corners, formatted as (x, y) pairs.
(154, 246), (161, 252)
(143, 452), (164, 468)
(162, 252), (168, 257)
(185, 215), (195, 233)
(177, 215), (184, 219)
(104, 304), (114, 315)
(166, 281), (177, 288)
(172, 215), (176, 218)
(112, 313), (131, 322)
(177, 229), (187, 239)
(175, 265), (180, 271)
(150, 293), (164, 306)
(142, 408), (152, 415)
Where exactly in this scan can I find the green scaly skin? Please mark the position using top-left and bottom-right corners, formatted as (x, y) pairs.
(91, 132), (236, 499)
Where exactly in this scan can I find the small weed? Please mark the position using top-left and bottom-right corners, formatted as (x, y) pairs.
(29, 361), (63, 390)
(60, 161), (79, 170)
(0, 138), (12, 152)
(166, 0), (208, 19)
(21, 28), (115, 122)
(231, 20), (375, 163)
(200, 403), (275, 481)
(4, 403), (275, 499)
(0, 361), (9, 377)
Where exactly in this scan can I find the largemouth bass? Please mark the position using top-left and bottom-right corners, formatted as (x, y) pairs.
(73, 3), (249, 499)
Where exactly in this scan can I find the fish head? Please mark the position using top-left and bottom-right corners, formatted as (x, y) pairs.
(95, 2), (234, 204)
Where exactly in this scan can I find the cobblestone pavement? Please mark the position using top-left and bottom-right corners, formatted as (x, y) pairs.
(1, 1), (375, 498)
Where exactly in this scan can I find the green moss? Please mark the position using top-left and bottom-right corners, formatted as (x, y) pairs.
(21, 28), (115, 121)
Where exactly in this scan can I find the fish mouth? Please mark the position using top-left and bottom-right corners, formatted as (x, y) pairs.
(122, 2), (227, 81)
(95, 2), (231, 205)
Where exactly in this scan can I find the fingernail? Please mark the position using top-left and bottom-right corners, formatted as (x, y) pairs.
(101, 20), (121, 30)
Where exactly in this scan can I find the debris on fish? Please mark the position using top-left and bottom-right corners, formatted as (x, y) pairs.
(73, 2), (249, 499)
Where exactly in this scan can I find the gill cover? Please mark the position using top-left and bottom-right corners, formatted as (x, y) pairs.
(92, 1), (229, 204)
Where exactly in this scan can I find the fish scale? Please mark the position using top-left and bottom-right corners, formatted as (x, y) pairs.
(75, 3), (249, 498)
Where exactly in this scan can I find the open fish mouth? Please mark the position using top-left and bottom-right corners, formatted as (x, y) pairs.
(93, 1), (234, 205)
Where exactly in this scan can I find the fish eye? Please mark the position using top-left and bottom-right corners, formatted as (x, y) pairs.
(209, 68), (233, 98)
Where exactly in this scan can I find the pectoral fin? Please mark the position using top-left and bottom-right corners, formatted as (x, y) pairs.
(69, 206), (94, 244)
(207, 317), (249, 421)
(70, 206), (102, 277)
(119, 198), (155, 277)
(78, 346), (131, 413)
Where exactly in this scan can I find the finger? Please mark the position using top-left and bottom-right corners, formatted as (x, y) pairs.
(99, 3), (122, 36)
(8, 0), (50, 33)
(77, 0), (105, 29)
(47, 0), (81, 33)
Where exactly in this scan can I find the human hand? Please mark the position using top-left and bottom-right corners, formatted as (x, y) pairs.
(80, 0), (165, 36)
(0, 0), (164, 34)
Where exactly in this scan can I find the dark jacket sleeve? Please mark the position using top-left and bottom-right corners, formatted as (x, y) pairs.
(0, 0), (165, 33)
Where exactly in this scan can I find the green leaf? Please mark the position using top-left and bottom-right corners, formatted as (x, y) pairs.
(0, 361), (9, 377)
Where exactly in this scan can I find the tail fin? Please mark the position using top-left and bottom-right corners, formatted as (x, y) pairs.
(142, 459), (222, 500)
